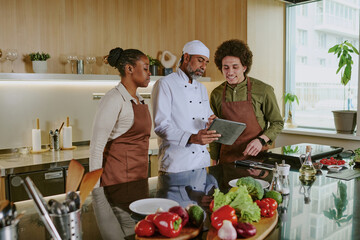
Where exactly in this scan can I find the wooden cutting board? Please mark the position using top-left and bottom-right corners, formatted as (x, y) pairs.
(207, 211), (278, 240)
(135, 225), (201, 240)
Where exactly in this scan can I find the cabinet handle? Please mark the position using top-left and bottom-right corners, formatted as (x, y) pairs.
(44, 171), (63, 180)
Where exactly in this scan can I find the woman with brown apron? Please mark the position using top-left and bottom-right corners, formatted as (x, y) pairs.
(90, 47), (152, 187)
(209, 39), (284, 164)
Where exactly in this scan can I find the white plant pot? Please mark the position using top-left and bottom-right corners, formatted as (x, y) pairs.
(32, 61), (48, 73)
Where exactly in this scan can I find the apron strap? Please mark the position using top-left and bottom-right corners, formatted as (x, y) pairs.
(246, 77), (252, 102)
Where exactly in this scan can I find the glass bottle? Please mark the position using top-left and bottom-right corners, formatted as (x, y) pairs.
(299, 145), (316, 185)
(269, 163), (282, 192)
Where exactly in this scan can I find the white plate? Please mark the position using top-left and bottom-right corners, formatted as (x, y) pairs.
(129, 198), (179, 215)
(228, 178), (270, 189)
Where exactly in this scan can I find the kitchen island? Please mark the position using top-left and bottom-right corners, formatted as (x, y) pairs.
(12, 155), (360, 240)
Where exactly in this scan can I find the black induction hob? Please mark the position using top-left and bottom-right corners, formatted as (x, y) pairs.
(265, 143), (343, 161)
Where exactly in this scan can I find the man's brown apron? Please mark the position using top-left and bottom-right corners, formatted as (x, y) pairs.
(101, 100), (151, 187)
(219, 78), (266, 163)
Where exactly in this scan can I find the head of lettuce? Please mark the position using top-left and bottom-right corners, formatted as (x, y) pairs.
(212, 185), (261, 223)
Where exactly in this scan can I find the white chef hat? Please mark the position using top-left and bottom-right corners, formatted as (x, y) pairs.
(182, 40), (210, 58)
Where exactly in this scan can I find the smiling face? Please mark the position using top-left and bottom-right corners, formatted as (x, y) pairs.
(221, 56), (247, 84)
(182, 53), (209, 80)
(130, 55), (151, 87)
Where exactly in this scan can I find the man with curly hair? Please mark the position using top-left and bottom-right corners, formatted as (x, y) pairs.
(210, 39), (283, 163)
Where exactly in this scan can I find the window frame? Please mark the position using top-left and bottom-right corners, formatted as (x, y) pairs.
(285, 0), (360, 134)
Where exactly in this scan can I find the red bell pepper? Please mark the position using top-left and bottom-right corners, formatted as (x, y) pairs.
(211, 205), (238, 230)
(135, 219), (155, 237)
(153, 212), (183, 238)
(145, 213), (157, 223)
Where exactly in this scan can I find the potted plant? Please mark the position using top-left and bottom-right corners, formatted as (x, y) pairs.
(29, 52), (51, 73)
(328, 40), (359, 134)
(284, 92), (299, 128)
(147, 55), (161, 76)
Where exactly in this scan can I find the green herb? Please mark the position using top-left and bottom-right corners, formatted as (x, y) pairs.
(146, 55), (161, 66)
(29, 52), (51, 61)
(282, 146), (299, 154)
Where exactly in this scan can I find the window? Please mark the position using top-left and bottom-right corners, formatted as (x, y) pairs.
(297, 29), (308, 46)
(318, 33), (326, 48)
(297, 56), (308, 64)
(286, 0), (360, 130)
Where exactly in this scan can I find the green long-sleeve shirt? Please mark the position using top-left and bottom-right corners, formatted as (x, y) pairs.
(209, 77), (284, 160)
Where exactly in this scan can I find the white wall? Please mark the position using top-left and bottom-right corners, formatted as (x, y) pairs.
(0, 74), (158, 149)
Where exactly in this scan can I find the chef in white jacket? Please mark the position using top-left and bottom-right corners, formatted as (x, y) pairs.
(152, 40), (221, 173)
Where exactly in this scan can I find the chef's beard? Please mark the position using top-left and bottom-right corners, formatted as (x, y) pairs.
(186, 64), (204, 80)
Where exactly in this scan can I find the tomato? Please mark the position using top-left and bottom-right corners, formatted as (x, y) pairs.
(135, 219), (155, 237)
(260, 208), (268, 217)
(262, 198), (278, 211)
(209, 200), (214, 212)
(320, 158), (345, 166)
(260, 200), (270, 209)
(267, 210), (275, 217)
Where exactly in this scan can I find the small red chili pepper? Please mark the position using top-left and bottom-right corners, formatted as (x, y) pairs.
(153, 212), (183, 238)
(210, 205), (238, 230)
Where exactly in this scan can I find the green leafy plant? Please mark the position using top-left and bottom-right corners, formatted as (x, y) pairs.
(29, 52), (51, 61)
(323, 181), (352, 226)
(147, 55), (161, 66)
(282, 145), (299, 154)
(284, 92), (299, 124)
(328, 40), (359, 87)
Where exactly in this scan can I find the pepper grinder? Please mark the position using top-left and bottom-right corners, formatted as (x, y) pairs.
(278, 160), (291, 195)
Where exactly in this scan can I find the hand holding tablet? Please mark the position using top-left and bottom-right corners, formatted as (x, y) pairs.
(208, 118), (246, 145)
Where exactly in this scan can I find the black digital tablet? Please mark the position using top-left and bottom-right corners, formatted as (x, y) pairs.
(208, 118), (246, 145)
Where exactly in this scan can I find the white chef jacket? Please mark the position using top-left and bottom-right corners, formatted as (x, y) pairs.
(152, 69), (213, 172)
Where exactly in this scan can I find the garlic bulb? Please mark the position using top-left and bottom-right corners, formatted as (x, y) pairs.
(217, 220), (237, 240)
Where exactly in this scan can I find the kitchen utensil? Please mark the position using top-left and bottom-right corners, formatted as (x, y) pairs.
(11, 211), (24, 226)
(4, 202), (16, 226)
(64, 199), (77, 213)
(49, 208), (82, 240)
(66, 160), (85, 193)
(58, 122), (65, 134)
(235, 160), (275, 170)
(0, 200), (10, 228)
(23, 177), (61, 240)
(0, 200), (9, 212)
(79, 168), (103, 207)
(66, 191), (80, 210)
(50, 200), (66, 215)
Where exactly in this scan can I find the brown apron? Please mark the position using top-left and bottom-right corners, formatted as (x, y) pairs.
(101, 100), (151, 187)
(219, 78), (266, 163)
